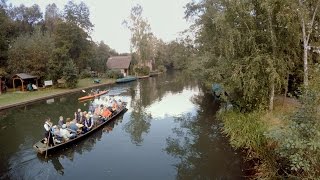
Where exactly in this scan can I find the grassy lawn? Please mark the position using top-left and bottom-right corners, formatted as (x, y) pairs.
(0, 78), (115, 107)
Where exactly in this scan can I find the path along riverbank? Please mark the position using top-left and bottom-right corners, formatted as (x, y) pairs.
(0, 79), (115, 111)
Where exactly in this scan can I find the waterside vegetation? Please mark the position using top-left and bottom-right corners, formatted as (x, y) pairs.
(185, 0), (320, 178)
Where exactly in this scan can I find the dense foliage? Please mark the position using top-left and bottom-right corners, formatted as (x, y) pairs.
(185, 0), (320, 179)
(185, 0), (320, 111)
(0, 1), (117, 86)
(266, 67), (320, 178)
(124, 4), (195, 73)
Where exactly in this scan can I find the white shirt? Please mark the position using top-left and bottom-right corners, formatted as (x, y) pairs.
(60, 128), (71, 139)
(44, 122), (52, 131)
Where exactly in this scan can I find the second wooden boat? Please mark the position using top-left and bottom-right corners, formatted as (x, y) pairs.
(115, 76), (137, 83)
(78, 90), (109, 101)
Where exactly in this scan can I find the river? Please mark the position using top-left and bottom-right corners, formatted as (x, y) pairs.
(0, 72), (244, 179)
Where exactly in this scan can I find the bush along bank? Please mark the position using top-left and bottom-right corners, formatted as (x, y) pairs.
(219, 87), (320, 179)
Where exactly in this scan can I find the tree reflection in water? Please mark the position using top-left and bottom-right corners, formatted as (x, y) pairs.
(124, 82), (152, 145)
(165, 93), (244, 179)
(124, 71), (198, 146)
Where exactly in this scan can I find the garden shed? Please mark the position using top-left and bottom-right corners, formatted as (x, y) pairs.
(12, 73), (39, 91)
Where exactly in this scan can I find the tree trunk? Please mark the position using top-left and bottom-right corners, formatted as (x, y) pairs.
(267, 5), (276, 111)
(303, 43), (308, 87)
(269, 80), (275, 111)
(283, 73), (289, 106)
(298, 0), (320, 87)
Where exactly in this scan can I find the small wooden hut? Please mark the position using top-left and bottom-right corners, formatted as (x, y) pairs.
(12, 73), (39, 91)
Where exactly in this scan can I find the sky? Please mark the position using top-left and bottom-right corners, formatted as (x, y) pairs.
(9, 0), (191, 53)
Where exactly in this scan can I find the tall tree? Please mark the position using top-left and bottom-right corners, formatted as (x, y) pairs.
(296, 0), (320, 87)
(53, 21), (92, 71)
(8, 4), (42, 33)
(63, 1), (93, 32)
(44, 3), (61, 34)
(0, 1), (14, 68)
(185, 0), (299, 111)
(124, 4), (153, 66)
(8, 28), (54, 78)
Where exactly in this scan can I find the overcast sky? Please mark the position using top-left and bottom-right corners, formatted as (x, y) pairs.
(9, 0), (191, 53)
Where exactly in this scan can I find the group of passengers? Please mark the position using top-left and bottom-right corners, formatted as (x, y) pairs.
(43, 109), (94, 146)
(43, 97), (123, 147)
(93, 97), (122, 121)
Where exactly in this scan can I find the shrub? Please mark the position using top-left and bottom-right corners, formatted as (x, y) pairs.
(134, 66), (150, 76)
(266, 65), (320, 178)
(157, 65), (166, 73)
(105, 70), (123, 79)
(62, 60), (78, 88)
(80, 69), (92, 78)
(219, 110), (267, 153)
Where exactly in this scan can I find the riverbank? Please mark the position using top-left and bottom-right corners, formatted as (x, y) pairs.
(218, 96), (316, 179)
(0, 78), (115, 111)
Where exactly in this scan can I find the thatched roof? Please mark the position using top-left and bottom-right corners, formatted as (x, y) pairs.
(107, 56), (131, 69)
(12, 73), (38, 80)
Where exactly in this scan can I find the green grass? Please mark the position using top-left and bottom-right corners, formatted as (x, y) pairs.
(77, 78), (115, 88)
(0, 78), (115, 107)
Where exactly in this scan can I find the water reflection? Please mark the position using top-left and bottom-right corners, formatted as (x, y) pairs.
(123, 71), (199, 146)
(0, 71), (244, 179)
(164, 93), (244, 179)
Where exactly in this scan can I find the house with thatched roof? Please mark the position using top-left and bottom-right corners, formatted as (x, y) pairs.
(106, 56), (132, 77)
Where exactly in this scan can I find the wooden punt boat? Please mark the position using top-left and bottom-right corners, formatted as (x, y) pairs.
(115, 76), (137, 83)
(78, 90), (109, 101)
(33, 102), (127, 155)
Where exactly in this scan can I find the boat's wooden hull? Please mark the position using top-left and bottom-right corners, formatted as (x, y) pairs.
(78, 90), (108, 101)
(33, 102), (127, 155)
(115, 76), (137, 83)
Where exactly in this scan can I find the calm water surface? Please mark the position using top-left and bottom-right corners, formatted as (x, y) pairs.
(0, 72), (244, 179)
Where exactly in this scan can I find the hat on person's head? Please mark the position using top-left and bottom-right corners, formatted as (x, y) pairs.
(62, 124), (67, 129)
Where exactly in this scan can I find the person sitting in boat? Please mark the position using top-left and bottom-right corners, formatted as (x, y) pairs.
(67, 118), (79, 134)
(43, 118), (54, 147)
(88, 103), (95, 114)
(111, 100), (119, 113)
(60, 124), (76, 141)
(81, 111), (88, 125)
(118, 99), (123, 107)
(88, 111), (96, 126)
(52, 125), (62, 144)
(101, 106), (112, 121)
(77, 112), (84, 124)
(58, 116), (64, 128)
(75, 108), (81, 122)
(94, 105), (101, 116)
(83, 114), (93, 133)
